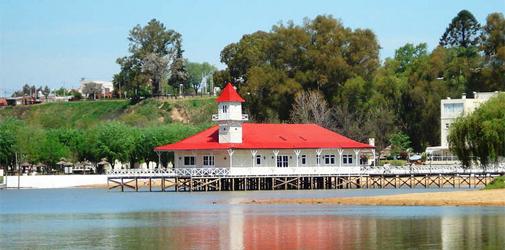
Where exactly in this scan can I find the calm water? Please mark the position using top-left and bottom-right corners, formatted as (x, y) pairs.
(1, 188), (505, 250)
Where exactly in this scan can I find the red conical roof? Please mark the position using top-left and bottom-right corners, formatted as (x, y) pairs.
(216, 83), (245, 103)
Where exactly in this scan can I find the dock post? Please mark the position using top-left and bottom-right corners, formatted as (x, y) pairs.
(121, 177), (124, 192)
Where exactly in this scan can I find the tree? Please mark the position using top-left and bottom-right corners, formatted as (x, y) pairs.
(114, 19), (181, 99)
(440, 10), (481, 48)
(0, 118), (21, 170)
(168, 38), (189, 95)
(290, 90), (332, 128)
(93, 122), (135, 164)
(480, 12), (505, 90)
(186, 62), (217, 95)
(81, 83), (103, 100)
(217, 15), (380, 122)
(389, 132), (412, 160)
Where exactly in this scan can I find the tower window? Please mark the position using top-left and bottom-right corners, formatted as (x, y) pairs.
(222, 105), (228, 113)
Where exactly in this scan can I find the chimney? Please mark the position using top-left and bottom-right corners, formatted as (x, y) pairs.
(368, 138), (375, 147)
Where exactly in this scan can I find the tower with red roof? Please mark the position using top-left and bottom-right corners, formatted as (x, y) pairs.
(212, 83), (248, 143)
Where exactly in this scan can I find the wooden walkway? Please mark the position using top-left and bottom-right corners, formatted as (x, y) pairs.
(108, 172), (504, 192)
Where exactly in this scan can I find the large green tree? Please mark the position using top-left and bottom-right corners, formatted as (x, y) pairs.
(114, 19), (181, 99)
(186, 62), (217, 95)
(215, 15), (380, 122)
(440, 10), (481, 48)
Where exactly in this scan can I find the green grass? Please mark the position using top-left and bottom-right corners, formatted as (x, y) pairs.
(0, 176), (3, 184)
(484, 176), (505, 190)
(0, 97), (216, 129)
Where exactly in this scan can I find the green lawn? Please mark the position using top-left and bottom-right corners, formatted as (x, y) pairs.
(484, 176), (505, 190)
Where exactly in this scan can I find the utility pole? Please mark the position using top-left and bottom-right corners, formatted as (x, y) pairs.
(16, 152), (20, 189)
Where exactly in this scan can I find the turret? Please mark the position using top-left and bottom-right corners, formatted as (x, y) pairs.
(212, 83), (248, 143)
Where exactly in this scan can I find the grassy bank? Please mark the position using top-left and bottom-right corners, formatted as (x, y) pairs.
(0, 97), (217, 167)
(485, 176), (505, 190)
(0, 97), (216, 129)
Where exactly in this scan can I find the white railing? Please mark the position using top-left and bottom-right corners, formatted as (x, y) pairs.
(211, 114), (249, 121)
(108, 168), (230, 177)
(364, 165), (505, 175)
(107, 165), (505, 177)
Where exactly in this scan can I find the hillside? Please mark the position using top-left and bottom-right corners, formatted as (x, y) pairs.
(0, 97), (217, 129)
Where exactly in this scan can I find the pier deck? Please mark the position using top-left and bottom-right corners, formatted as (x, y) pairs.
(107, 166), (505, 192)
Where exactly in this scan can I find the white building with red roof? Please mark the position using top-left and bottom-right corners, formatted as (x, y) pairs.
(155, 83), (374, 175)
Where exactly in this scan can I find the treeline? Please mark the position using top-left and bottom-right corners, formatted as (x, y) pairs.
(0, 119), (204, 169)
(448, 93), (505, 167)
(213, 11), (505, 153)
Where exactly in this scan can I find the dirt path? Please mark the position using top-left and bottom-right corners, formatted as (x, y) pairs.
(245, 189), (505, 207)
(170, 107), (189, 123)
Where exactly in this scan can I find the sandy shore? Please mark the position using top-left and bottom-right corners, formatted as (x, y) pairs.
(245, 189), (505, 207)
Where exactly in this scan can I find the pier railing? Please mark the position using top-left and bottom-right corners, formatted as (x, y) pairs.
(107, 165), (505, 177)
(108, 168), (230, 177)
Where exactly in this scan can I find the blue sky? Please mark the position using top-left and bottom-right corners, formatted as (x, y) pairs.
(0, 0), (504, 95)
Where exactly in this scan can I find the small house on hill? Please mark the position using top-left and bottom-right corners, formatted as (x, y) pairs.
(155, 83), (375, 175)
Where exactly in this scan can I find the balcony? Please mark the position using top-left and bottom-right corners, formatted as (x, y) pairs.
(211, 114), (249, 121)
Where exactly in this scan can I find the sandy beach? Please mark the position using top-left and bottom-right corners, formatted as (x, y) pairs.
(245, 189), (505, 207)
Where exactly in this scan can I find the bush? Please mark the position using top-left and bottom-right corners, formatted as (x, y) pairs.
(484, 176), (505, 190)
(380, 159), (407, 166)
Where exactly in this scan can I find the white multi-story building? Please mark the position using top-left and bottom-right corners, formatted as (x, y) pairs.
(155, 83), (375, 175)
(426, 92), (499, 163)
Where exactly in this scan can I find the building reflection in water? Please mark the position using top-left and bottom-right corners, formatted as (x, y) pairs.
(6, 207), (504, 249)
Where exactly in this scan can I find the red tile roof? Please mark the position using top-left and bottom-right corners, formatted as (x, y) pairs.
(216, 83), (245, 103)
(155, 123), (373, 151)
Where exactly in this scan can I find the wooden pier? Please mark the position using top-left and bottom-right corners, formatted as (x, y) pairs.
(108, 171), (504, 192)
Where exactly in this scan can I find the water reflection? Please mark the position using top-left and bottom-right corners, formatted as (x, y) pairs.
(2, 209), (505, 249)
(1, 189), (505, 249)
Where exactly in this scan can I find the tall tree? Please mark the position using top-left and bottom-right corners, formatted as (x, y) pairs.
(114, 19), (180, 98)
(168, 38), (189, 95)
(480, 12), (505, 90)
(186, 62), (218, 95)
(440, 10), (481, 48)
(290, 90), (332, 128)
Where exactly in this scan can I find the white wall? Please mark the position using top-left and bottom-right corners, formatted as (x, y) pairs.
(174, 148), (365, 168)
(6, 175), (108, 189)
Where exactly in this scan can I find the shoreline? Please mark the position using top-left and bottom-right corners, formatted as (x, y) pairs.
(244, 189), (505, 207)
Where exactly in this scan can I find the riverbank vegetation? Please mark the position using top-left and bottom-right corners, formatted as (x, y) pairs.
(485, 176), (505, 190)
(0, 98), (215, 169)
(211, 10), (504, 156)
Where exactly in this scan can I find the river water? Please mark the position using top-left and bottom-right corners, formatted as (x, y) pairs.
(1, 188), (504, 249)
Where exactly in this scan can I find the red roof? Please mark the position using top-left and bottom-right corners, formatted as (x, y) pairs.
(216, 83), (245, 103)
(155, 123), (373, 151)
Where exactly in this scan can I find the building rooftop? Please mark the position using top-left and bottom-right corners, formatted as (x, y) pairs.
(155, 123), (373, 151)
(216, 83), (245, 103)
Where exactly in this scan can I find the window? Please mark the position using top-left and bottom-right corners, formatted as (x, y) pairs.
(203, 156), (214, 166)
(222, 105), (228, 113)
(445, 123), (450, 129)
(276, 155), (288, 168)
(316, 155), (321, 165)
(443, 103), (463, 113)
(323, 155), (336, 165)
(342, 154), (353, 165)
(184, 156), (195, 166)
(301, 155), (307, 165)
(256, 155), (262, 165)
